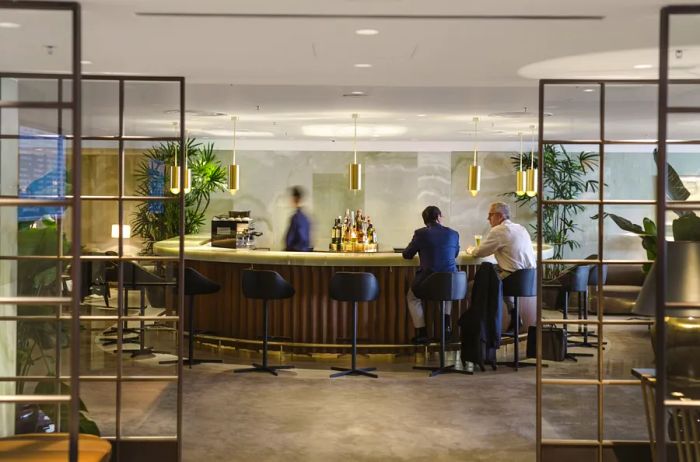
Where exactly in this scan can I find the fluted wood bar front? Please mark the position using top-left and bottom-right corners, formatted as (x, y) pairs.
(154, 235), (553, 353)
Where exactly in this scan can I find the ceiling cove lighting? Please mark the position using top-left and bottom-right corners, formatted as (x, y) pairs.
(633, 64), (653, 69)
(354, 63), (372, 68)
(349, 114), (362, 191)
(81, 60), (92, 65)
(355, 28), (379, 36)
(169, 122), (191, 195)
(526, 125), (538, 197)
(467, 117), (481, 197)
(0, 22), (20, 28)
(228, 116), (240, 195)
(516, 131), (527, 196)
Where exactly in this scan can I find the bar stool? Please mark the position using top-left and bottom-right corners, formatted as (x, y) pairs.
(235, 270), (296, 376)
(160, 268), (223, 368)
(413, 271), (472, 377)
(568, 262), (608, 348)
(498, 268), (536, 371)
(558, 265), (594, 361)
(329, 272), (379, 379)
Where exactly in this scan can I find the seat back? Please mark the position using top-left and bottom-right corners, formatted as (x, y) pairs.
(185, 267), (220, 296)
(502, 268), (536, 297)
(417, 271), (467, 302)
(564, 265), (591, 293)
(585, 254), (608, 286)
(330, 272), (379, 302)
(242, 269), (295, 300)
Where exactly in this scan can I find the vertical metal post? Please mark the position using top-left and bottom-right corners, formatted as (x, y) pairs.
(597, 81), (606, 462)
(655, 7), (670, 462)
(177, 78), (186, 462)
(352, 301), (358, 370)
(68, 3), (82, 461)
(536, 79), (545, 462)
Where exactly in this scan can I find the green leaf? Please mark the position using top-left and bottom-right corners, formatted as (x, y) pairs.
(653, 148), (691, 201)
(605, 213), (646, 235)
(672, 213), (700, 241)
(642, 217), (657, 236)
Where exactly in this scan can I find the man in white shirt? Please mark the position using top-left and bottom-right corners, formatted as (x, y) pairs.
(467, 202), (536, 331)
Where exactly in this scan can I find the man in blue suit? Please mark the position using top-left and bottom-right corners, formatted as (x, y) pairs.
(284, 186), (311, 251)
(402, 205), (460, 344)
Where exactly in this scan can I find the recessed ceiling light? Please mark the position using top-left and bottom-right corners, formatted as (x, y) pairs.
(81, 60), (92, 65)
(633, 64), (653, 69)
(583, 88), (595, 92)
(354, 63), (372, 68)
(355, 29), (379, 36)
(0, 22), (20, 29)
(416, 114), (427, 117)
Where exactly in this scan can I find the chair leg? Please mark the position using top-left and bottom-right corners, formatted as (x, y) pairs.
(497, 297), (537, 371)
(331, 301), (377, 378)
(236, 300), (294, 376)
(414, 301), (472, 377)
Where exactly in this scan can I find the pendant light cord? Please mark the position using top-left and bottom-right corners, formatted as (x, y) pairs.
(172, 121), (179, 167)
(519, 132), (523, 171)
(530, 125), (535, 169)
(473, 117), (478, 165)
(232, 116), (238, 164)
(352, 113), (358, 164)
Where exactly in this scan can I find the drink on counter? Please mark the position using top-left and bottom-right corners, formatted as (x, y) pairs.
(474, 234), (482, 247)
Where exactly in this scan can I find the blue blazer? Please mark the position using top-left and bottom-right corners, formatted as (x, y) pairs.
(402, 223), (460, 291)
(285, 208), (311, 251)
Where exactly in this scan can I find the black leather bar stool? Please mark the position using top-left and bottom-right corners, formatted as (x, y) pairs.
(235, 270), (296, 376)
(498, 268), (536, 371)
(329, 272), (379, 379)
(160, 268), (223, 368)
(568, 262), (608, 348)
(558, 265), (595, 361)
(413, 272), (472, 377)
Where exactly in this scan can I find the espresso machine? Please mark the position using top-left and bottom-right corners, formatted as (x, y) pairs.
(210, 211), (262, 249)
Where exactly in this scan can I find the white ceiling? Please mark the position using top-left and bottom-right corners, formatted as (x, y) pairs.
(2, 0), (700, 143)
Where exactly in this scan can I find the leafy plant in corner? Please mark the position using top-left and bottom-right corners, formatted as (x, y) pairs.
(593, 149), (700, 272)
(503, 144), (600, 280)
(131, 138), (227, 254)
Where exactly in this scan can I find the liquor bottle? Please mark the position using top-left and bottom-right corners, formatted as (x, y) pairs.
(367, 217), (377, 245)
(330, 219), (336, 251)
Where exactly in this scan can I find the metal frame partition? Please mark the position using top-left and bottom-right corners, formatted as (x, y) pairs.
(0, 66), (185, 461)
(535, 78), (665, 461)
(0, 1), (82, 461)
(657, 6), (700, 462)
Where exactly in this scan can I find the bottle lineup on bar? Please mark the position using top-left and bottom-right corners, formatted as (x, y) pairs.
(329, 208), (378, 252)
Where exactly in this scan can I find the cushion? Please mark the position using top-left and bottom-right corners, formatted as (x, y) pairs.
(0, 434), (111, 462)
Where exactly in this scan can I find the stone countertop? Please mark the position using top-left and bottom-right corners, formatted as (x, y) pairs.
(154, 234), (554, 267)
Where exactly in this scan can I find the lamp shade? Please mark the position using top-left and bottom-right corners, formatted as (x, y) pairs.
(111, 224), (131, 239)
(228, 163), (239, 194)
(525, 168), (538, 197)
(516, 170), (527, 196)
(349, 162), (362, 191)
(468, 164), (480, 197)
(633, 241), (700, 317)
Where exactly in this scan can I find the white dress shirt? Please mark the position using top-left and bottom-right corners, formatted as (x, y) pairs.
(472, 220), (536, 273)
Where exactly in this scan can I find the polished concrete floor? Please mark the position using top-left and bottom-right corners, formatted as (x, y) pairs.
(72, 301), (655, 461)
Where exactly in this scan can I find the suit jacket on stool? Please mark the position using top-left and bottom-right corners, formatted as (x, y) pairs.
(402, 223), (460, 294)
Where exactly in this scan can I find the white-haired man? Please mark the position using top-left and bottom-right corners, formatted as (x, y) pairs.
(467, 202), (536, 331)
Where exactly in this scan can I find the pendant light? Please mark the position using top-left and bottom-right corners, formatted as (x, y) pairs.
(349, 113), (362, 191)
(526, 124), (538, 197)
(169, 122), (191, 195)
(228, 116), (240, 194)
(516, 131), (527, 196)
(467, 116), (481, 197)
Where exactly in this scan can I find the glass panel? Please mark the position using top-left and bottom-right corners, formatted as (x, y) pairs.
(602, 204), (656, 261)
(0, 10), (73, 74)
(121, 381), (177, 437)
(122, 320), (178, 377)
(539, 322), (599, 381)
(81, 141), (119, 197)
(0, 108), (60, 137)
(605, 84), (657, 142)
(124, 81), (180, 138)
(603, 323), (654, 380)
(1, 78), (59, 103)
(603, 148), (656, 200)
(63, 79), (118, 136)
(542, 384), (598, 440)
(543, 84), (600, 141)
(667, 114), (700, 142)
(668, 15), (700, 81)
(79, 319), (118, 377)
(81, 199), (118, 255)
(80, 380), (116, 438)
(604, 385), (650, 441)
(669, 84), (700, 109)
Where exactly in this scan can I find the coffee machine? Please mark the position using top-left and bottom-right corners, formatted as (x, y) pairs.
(211, 211), (261, 249)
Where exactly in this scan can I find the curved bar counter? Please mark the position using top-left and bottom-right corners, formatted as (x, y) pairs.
(155, 235), (553, 352)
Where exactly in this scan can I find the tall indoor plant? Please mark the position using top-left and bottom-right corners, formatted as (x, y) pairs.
(504, 144), (600, 279)
(132, 138), (227, 255)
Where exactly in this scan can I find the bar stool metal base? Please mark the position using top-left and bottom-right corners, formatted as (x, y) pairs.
(160, 358), (223, 367)
(235, 364), (295, 377)
(330, 366), (377, 378)
(413, 364), (472, 377)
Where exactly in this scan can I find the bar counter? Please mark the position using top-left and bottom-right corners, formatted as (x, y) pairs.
(154, 235), (553, 352)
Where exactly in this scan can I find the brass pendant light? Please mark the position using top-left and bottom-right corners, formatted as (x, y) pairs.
(516, 131), (527, 196)
(526, 124), (538, 197)
(467, 116), (481, 197)
(349, 113), (362, 191)
(169, 122), (191, 195)
(228, 116), (240, 194)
